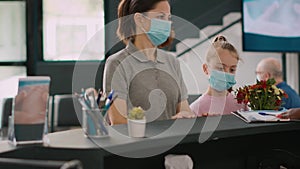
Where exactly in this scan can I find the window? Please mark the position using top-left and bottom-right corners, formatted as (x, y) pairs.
(0, 1), (26, 99)
(0, 66), (26, 98)
(43, 0), (105, 61)
(0, 1), (26, 61)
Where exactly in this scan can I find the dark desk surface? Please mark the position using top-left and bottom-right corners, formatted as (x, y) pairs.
(1, 115), (300, 169)
(46, 114), (299, 142)
(2, 115), (300, 151)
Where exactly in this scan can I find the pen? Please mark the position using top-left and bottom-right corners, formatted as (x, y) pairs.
(96, 112), (109, 135)
(258, 112), (277, 116)
(102, 94), (118, 117)
(82, 90), (92, 108)
(89, 92), (96, 109)
(102, 90), (114, 110)
(106, 90), (114, 103)
(96, 89), (102, 105)
(86, 111), (98, 135)
(106, 94), (118, 109)
(74, 93), (91, 110)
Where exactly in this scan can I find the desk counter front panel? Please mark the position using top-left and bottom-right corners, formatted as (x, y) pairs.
(0, 115), (300, 169)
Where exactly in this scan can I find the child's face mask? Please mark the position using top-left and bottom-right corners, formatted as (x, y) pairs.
(208, 69), (236, 91)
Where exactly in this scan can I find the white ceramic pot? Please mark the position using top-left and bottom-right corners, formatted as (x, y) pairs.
(127, 118), (146, 138)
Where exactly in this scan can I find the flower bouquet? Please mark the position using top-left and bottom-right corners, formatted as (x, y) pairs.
(235, 78), (288, 110)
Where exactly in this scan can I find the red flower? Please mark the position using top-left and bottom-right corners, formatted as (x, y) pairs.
(260, 81), (267, 89)
(236, 92), (245, 104)
(276, 99), (282, 106)
(234, 78), (287, 110)
(250, 84), (260, 89)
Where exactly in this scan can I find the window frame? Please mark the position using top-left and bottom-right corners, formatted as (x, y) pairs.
(0, 0), (27, 67)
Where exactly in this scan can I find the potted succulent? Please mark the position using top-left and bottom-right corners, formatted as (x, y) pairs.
(127, 106), (146, 138)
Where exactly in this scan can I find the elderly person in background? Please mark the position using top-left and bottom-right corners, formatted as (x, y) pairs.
(256, 57), (300, 109)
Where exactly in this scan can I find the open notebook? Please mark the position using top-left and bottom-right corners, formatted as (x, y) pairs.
(231, 109), (290, 123)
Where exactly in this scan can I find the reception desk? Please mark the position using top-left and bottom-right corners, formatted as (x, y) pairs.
(0, 115), (300, 169)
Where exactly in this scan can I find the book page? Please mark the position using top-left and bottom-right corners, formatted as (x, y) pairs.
(232, 110), (290, 123)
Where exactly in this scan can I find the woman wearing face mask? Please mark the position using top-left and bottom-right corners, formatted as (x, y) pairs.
(103, 0), (195, 125)
(190, 35), (247, 117)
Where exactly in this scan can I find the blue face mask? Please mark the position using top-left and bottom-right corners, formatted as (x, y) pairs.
(209, 70), (236, 91)
(142, 16), (171, 46)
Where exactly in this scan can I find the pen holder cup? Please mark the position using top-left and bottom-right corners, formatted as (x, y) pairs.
(82, 108), (109, 138)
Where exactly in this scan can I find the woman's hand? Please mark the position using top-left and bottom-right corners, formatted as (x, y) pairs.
(85, 88), (98, 97)
(172, 111), (196, 119)
(172, 100), (196, 119)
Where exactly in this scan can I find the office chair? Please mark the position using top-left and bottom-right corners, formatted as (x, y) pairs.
(51, 94), (82, 132)
(0, 157), (83, 169)
(1, 96), (52, 129)
(1, 97), (13, 127)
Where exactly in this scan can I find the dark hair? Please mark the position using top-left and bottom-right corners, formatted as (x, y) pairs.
(117, 0), (173, 47)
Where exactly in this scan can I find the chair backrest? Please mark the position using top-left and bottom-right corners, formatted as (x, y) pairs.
(1, 98), (13, 127)
(1, 96), (53, 129)
(0, 157), (83, 169)
(51, 94), (82, 132)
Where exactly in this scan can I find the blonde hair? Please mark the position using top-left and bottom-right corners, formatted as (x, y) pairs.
(205, 35), (240, 63)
